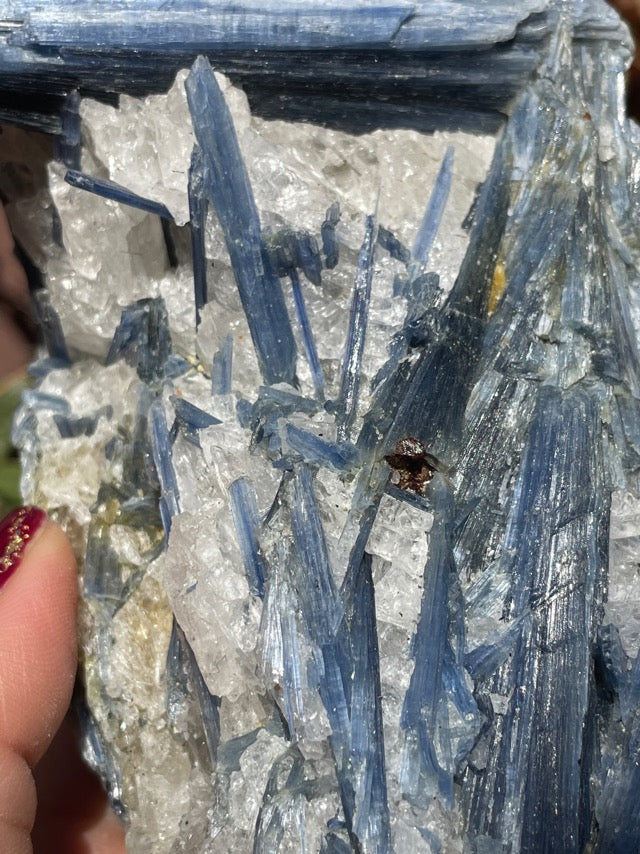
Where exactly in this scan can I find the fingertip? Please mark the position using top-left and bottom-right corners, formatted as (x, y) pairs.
(0, 507), (78, 767)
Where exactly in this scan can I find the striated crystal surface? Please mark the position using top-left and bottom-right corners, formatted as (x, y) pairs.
(9, 2), (640, 852)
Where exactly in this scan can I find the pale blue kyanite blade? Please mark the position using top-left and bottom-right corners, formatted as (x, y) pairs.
(255, 223), (325, 394)
(593, 636), (640, 853)
(284, 476), (390, 850)
(149, 398), (181, 535)
(229, 476), (268, 599)
(166, 618), (221, 770)
(211, 333), (233, 395)
(289, 268), (325, 398)
(411, 145), (454, 266)
(290, 464), (343, 644)
(338, 551), (391, 853)
(170, 397), (221, 432)
(336, 215), (377, 442)
(32, 289), (71, 365)
(76, 701), (126, 818)
(106, 297), (172, 384)
(185, 56), (297, 385)
(11, 1), (552, 51)
(187, 144), (208, 324)
(260, 465), (391, 850)
(65, 168), (174, 220)
(55, 89), (81, 168)
(321, 202), (340, 269)
(400, 475), (481, 810)
(461, 387), (607, 852)
(284, 423), (360, 472)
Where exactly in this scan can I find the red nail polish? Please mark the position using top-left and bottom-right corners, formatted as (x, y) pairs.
(0, 506), (47, 590)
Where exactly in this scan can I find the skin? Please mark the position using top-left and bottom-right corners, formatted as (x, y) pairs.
(0, 207), (125, 850)
(0, 516), (126, 853)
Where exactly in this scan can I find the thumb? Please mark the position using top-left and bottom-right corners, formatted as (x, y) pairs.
(0, 506), (77, 853)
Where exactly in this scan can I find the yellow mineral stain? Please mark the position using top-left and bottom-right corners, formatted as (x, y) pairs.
(104, 498), (120, 525)
(488, 261), (507, 315)
(185, 354), (206, 374)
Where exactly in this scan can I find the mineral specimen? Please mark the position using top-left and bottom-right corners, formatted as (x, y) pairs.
(8, 1), (640, 852)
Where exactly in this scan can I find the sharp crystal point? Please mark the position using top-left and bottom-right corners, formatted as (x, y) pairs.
(229, 476), (268, 598)
(289, 269), (325, 397)
(149, 398), (181, 533)
(65, 169), (174, 220)
(411, 144), (454, 266)
(188, 143), (208, 324)
(336, 214), (377, 442)
(185, 55), (297, 385)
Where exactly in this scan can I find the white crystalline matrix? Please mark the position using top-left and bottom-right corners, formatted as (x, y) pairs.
(13, 63), (495, 854)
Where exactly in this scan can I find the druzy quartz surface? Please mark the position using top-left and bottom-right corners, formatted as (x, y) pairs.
(8, 1), (640, 852)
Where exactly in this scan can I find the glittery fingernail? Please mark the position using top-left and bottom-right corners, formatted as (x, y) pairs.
(0, 506), (47, 590)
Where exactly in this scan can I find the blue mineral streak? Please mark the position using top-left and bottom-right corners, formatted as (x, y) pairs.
(32, 289), (71, 365)
(187, 144), (208, 324)
(106, 297), (172, 384)
(284, 423), (360, 472)
(166, 619), (221, 768)
(289, 269), (325, 397)
(185, 56), (297, 385)
(336, 214), (377, 442)
(65, 169), (173, 220)
(321, 202), (341, 269)
(76, 702), (126, 818)
(169, 395), (221, 429)
(338, 551), (391, 852)
(149, 398), (181, 534)
(290, 464), (343, 643)
(400, 475), (460, 809)
(228, 476), (268, 598)
(276, 466), (391, 850)
(169, 395), (221, 447)
(594, 639), (640, 853)
(211, 333), (233, 395)
(54, 406), (113, 439)
(411, 145), (454, 266)
(377, 225), (410, 265)
(55, 89), (81, 169)
(259, 537), (307, 739)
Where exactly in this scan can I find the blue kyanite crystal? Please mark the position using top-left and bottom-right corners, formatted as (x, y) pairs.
(0, 1), (566, 137)
(185, 56), (297, 385)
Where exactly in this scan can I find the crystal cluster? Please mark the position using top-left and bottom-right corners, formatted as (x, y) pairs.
(0, 1), (559, 137)
(9, 2), (640, 853)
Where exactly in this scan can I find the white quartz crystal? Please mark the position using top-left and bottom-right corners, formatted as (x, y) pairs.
(607, 490), (640, 657)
